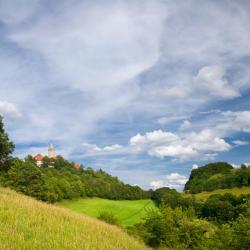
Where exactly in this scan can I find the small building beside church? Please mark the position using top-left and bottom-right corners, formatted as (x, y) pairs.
(34, 153), (44, 167)
(72, 162), (81, 170)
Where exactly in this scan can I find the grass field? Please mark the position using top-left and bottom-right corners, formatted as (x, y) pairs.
(58, 198), (156, 227)
(185, 187), (250, 201)
(0, 187), (149, 250)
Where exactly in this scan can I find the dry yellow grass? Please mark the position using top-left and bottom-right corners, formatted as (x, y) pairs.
(0, 187), (149, 250)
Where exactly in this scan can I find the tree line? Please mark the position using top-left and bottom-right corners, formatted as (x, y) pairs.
(0, 116), (149, 202)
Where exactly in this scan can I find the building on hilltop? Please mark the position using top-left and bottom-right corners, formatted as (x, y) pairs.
(33, 144), (81, 170)
(48, 144), (56, 159)
(34, 144), (56, 167)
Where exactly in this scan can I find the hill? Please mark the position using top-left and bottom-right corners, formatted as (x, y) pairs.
(184, 162), (250, 193)
(0, 115), (149, 204)
(0, 187), (149, 250)
(0, 156), (149, 203)
(58, 198), (156, 227)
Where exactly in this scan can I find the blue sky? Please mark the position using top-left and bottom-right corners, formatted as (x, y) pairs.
(0, 0), (250, 190)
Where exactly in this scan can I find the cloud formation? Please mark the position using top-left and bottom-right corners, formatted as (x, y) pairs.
(150, 173), (188, 191)
(0, 101), (21, 119)
(82, 109), (250, 161)
(233, 140), (249, 146)
(0, 0), (250, 189)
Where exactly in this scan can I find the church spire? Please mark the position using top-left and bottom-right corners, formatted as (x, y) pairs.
(48, 144), (56, 158)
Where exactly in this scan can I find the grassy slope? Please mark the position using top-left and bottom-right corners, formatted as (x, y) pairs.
(184, 187), (250, 201)
(0, 188), (149, 250)
(58, 198), (156, 227)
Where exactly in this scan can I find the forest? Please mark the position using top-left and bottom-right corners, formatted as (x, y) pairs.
(0, 154), (149, 203)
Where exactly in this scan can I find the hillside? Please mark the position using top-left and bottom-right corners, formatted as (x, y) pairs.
(184, 162), (250, 193)
(0, 187), (149, 250)
(58, 198), (156, 227)
(0, 156), (149, 203)
(184, 186), (250, 200)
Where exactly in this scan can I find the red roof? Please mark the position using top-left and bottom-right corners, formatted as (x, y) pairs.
(73, 162), (81, 170)
(34, 154), (44, 161)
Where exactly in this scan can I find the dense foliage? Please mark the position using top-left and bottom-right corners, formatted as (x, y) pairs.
(151, 187), (196, 209)
(0, 116), (14, 166)
(132, 187), (250, 250)
(200, 193), (250, 224)
(184, 162), (250, 193)
(0, 156), (149, 202)
(151, 186), (250, 224)
(132, 205), (250, 250)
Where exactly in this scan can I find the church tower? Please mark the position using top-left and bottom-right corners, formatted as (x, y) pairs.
(48, 144), (56, 158)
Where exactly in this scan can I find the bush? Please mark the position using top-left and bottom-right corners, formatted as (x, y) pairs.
(134, 206), (216, 249)
(98, 211), (120, 226)
(200, 193), (249, 223)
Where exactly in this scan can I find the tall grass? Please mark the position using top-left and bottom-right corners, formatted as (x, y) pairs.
(0, 188), (149, 250)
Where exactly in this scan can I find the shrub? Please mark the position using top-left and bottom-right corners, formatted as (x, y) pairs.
(98, 211), (120, 226)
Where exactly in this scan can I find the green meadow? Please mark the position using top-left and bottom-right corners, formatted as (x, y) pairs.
(0, 188), (149, 250)
(58, 198), (156, 227)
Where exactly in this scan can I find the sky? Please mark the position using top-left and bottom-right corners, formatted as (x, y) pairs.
(0, 0), (250, 191)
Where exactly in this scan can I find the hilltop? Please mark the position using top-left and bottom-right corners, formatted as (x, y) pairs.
(184, 162), (250, 193)
(0, 187), (148, 250)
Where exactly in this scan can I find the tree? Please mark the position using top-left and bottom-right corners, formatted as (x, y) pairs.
(0, 116), (14, 168)
(7, 159), (46, 199)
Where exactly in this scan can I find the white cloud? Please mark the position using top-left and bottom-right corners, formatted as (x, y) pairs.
(161, 65), (240, 101)
(192, 164), (198, 170)
(130, 130), (178, 146)
(150, 173), (188, 191)
(82, 142), (124, 155)
(193, 65), (240, 99)
(217, 111), (250, 134)
(83, 127), (231, 161)
(162, 86), (189, 99)
(10, 1), (166, 93)
(150, 180), (164, 190)
(0, 0), (167, 148)
(134, 128), (230, 161)
(0, 101), (22, 119)
(149, 145), (198, 160)
(232, 140), (249, 146)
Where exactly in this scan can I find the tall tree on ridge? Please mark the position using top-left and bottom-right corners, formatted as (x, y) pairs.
(0, 115), (14, 165)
